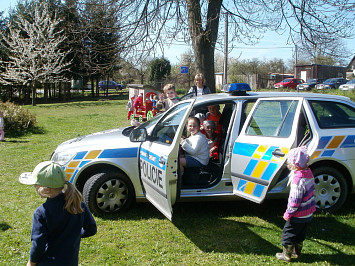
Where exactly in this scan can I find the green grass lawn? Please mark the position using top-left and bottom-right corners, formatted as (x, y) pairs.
(1, 95), (355, 265)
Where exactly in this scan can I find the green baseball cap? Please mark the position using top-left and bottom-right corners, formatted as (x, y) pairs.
(19, 161), (66, 188)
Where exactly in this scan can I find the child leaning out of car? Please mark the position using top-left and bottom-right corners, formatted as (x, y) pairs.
(19, 161), (97, 266)
(276, 146), (316, 262)
(179, 117), (210, 177)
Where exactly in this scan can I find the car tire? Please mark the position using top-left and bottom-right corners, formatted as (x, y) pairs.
(83, 170), (135, 216)
(312, 166), (348, 213)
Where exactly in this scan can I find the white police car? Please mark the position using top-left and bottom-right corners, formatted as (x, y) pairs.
(50, 84), (355, 219)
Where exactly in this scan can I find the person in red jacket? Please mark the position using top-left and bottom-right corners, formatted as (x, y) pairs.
(201, 120), (221, 161)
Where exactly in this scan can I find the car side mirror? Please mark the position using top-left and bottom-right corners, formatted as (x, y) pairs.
(130, 128), (147, 142)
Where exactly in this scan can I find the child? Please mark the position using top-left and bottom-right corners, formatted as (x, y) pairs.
(133, 93), (144, 114)
(151, 95), (158, 113)
(180, 117), (210, 175)
(126, 96), (135, 120)
(202, 120), (221, 161)
(188, 73), (211, 96)
(156, 93), (166, 112)
(205, 105), (222, 135)
(276, 146), (316, 262)
(19, 161), (97, 266)
(0, 110), (4, 141)
(163, 84), (179, 110)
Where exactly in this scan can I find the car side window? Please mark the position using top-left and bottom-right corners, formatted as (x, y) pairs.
(151, 102), (190, 145)
(246, 100), (298, 137)
(309, 100), (355, 128)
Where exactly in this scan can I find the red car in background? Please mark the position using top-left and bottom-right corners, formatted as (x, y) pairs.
(274, 78), (305, 89)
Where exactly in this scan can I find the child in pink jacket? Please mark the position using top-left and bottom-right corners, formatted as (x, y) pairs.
(276, 146), (316, 262)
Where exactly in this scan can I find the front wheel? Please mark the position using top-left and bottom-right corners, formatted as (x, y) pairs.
(83, 170), (135, 216)
(312, 166), (348, 213)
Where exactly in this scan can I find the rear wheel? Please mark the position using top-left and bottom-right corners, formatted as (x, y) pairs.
(83, 170), (135, 216)
(312, 167), (348, 213)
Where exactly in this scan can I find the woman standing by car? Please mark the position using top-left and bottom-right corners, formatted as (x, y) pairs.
(188, 73), (211, 96)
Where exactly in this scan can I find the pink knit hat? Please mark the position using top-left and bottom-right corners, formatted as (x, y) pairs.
(287, 146), (309, 169)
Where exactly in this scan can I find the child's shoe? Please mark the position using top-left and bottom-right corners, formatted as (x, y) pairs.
(291, 242), (303, 259)
(276, 245), (294, 262)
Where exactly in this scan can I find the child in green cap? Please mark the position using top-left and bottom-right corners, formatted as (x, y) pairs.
(19, 161), (97, 266)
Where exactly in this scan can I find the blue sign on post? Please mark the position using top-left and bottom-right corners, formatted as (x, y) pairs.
(180, 66), (189, 74)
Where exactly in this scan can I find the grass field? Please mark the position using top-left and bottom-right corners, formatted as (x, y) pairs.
(1, 92), (355, 265)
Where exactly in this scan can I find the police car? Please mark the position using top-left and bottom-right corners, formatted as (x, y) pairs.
(50, 84), (355, 220)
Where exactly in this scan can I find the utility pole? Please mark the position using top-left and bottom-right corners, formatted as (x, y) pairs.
(294, 45), (298, 78)
(223, 12), (228, 85)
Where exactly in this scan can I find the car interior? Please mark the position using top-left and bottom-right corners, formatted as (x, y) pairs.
(180, 101), (314, 189)
(181, 101), (236, 188)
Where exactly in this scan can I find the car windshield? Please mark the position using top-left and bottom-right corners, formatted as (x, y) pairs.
(137, 112), (164, 131)
(347, 79), (355, 84)
(324, 79), (336, 83)
(306, 79), (316, 83)
(282, 79), (291, 82)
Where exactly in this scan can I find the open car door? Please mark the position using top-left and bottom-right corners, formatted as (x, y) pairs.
(138, 100), (195, 220)
(231, 98), (303, 203)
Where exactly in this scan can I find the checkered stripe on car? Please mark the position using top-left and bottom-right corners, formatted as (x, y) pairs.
(64, 148), (138, 182)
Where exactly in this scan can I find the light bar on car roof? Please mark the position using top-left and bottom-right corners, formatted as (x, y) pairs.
(225, 83), (251, 95)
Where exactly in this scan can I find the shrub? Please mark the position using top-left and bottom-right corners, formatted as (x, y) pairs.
(0, 101), (37, 136)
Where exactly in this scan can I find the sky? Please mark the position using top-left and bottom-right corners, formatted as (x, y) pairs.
(1, 0), (354, 66)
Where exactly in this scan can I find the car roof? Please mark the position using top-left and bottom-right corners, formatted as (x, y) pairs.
(190, 91), (352, 105)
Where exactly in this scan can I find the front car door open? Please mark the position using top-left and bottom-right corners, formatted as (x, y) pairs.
(138, 100), (195, 220)
(231, 98), (303, 203)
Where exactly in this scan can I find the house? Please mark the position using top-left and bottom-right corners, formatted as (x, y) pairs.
(215, 72), (224, 90)
(295, 64), (347, 81)
(347, 55), (355, 77)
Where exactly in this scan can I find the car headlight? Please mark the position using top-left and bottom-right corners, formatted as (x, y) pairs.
(51, 151), (76, 166)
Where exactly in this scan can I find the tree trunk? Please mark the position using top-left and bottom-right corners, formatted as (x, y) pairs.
(91, 76), (95, 98)
(31, 82), (36, 106)
(44, 82), (48, 102)
(194, 39), (216, 92)
(186, 0), (222, 93)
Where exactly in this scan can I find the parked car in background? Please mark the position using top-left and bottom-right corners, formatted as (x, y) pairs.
(274, 78), (305, 89)
(98, 80), (124, 90)
(297, 78), (325, 90)
(316, 78), (348, 90)
(339, 79), (355, 91)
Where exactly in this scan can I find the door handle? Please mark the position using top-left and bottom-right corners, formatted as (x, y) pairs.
(159, 157), (166, 165)
(272, 149), (285, 157)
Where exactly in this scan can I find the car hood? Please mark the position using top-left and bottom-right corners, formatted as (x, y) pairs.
(54, 127), (139, 153)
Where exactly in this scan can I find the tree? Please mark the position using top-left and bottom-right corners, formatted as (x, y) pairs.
(0, 2), (71, 105)
(80, 0), (122, 96)
(115, 0), (354, 92)
(296, 39), (350, 66)
(148, 58), (171, 88)
(171, 49), (195, 90)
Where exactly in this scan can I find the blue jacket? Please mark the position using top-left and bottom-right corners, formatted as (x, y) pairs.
(29, 193), (97, 265)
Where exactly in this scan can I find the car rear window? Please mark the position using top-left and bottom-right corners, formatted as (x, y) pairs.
(309, 100), (355, 128)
